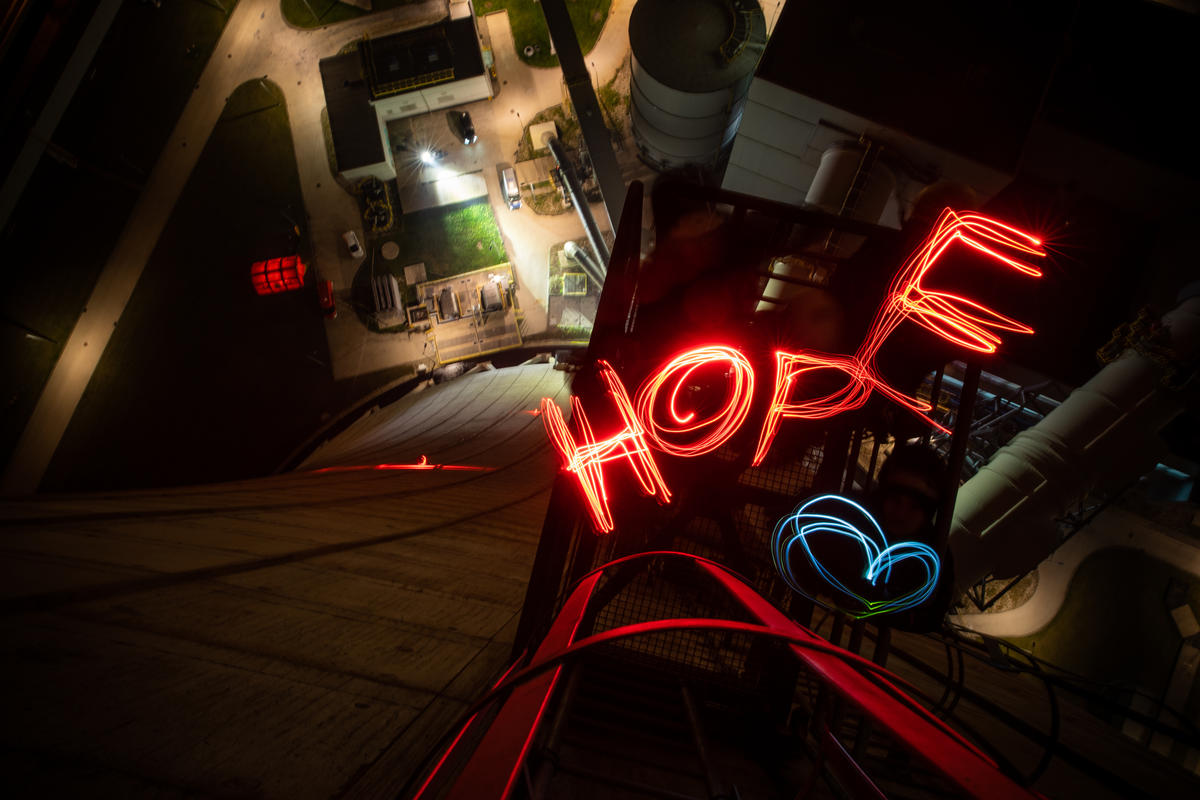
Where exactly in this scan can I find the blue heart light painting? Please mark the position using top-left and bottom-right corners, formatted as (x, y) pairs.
(771, 494), (941, 619)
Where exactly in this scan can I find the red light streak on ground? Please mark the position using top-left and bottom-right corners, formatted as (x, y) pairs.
(540, 361), (672, 533)
(311, 455), (491, 474)
(634, 345), (756, 457)
(753, 210), (1044, 464)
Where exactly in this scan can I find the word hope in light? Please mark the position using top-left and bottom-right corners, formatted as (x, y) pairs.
(772, 494), (941, 618)
(541, 209), (1045, 533)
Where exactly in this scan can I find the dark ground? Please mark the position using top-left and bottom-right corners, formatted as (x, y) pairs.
(2, 0), (241, 474)
(41, 80), (406, 492)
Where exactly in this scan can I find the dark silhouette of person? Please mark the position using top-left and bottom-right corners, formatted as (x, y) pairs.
(870, 442), (957, 632)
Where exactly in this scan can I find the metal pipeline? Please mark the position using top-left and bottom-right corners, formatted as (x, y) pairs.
(545, 134), (610, 275)
(562, 241), (606, 290)
(949, 286), (1200, 590)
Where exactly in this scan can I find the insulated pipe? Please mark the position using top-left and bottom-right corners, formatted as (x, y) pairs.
(949, 287), (1200, 591)
(545, 134), (611, 272)
(563, 241), (606, 291)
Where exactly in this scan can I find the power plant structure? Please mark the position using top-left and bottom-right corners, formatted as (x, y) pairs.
(629, 0), (767, 172)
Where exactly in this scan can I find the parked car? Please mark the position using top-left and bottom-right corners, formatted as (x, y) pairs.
(317, 279), (336, 319)
(498, 165), (521, 210)
(452, 110), (477, 145)
(342, 230), (364, 259)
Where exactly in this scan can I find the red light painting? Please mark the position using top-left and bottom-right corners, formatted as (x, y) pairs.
(634, 345), (755, 457)
(752, 210), (1044, 464)
(880, 210), (1044, 354)
(311, 455), (490, 474)
(251, 255), (306, 295)
(540, 361), (671, 533)
(543, 209), (1046, 531)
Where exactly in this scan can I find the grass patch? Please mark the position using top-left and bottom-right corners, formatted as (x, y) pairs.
(386, 198), (507, 281)
(42, 80), (406, 491)
(281, 0), (418, 28)
(597, 67), (629, 131)
(1007, 548), (1193, 697)
(529, 190), (569, 216)
(477, 0), (610, 67)
(515, 105), (581, 162)
(1, 0), (239, 469)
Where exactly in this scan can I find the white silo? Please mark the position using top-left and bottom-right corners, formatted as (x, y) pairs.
(629, 0), (766, 171)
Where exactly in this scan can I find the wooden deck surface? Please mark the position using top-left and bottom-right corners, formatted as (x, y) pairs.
(1, 363), (571, 798)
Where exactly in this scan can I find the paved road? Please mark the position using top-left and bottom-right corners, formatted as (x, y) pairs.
(952, 506), (1200, 637)
(3, 0), (638, 495)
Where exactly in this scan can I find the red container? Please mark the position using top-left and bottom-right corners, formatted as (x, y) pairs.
(318, 279), (336, 318)
(251, 255), (306, 295)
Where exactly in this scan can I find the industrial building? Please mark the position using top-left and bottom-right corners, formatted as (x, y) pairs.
(319, 1), (490, 182)
(628, 0), (767, 171)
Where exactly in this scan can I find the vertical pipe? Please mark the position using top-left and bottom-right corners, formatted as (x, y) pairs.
(829, 612), (845, 649)
(846, 620), (865, 655)
(842, 428), (864, 492)
(938, 362), (981, 551)
(866, 435), (882, 490)
(546, 135), (610, 268)
(922, 366), (946, 446)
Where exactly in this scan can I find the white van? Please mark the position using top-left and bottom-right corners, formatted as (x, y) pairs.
(498, 165), (521, 210)
(342, 230), (364, 259)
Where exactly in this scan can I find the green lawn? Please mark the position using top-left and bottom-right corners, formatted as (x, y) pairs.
(42, 80), (406, 491)
(383, 198), (507, 280)
(351, 199), (508, 328)
(477, 0), (611, 67)
(1007, 548), (1197, 698)
(1, 0), (239, 472)
(281, 0), (423, 28)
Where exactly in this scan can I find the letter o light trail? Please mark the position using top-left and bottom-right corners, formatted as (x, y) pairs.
(540, 210), (1046, 536)
(634, 345), (756, 457)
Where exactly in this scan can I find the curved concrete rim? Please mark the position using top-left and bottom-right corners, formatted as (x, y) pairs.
(952, 506), (1200, 638)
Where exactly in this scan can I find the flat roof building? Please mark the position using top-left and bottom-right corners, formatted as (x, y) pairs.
(318, 10), (490, 182)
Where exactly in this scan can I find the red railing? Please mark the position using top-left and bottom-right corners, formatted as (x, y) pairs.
(410, 551), (1039, 800)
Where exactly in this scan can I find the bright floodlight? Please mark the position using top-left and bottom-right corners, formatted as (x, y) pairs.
(420, 150), (435, 164)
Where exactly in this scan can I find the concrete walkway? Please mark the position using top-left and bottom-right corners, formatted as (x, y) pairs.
(952, 506), (1200, 637)
(6, 0), (641, 495)
(585, 0), (636, 87)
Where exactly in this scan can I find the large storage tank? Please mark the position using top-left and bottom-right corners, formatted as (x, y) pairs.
(629, 0), (766, 171)
(804, 141), (896, 225)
